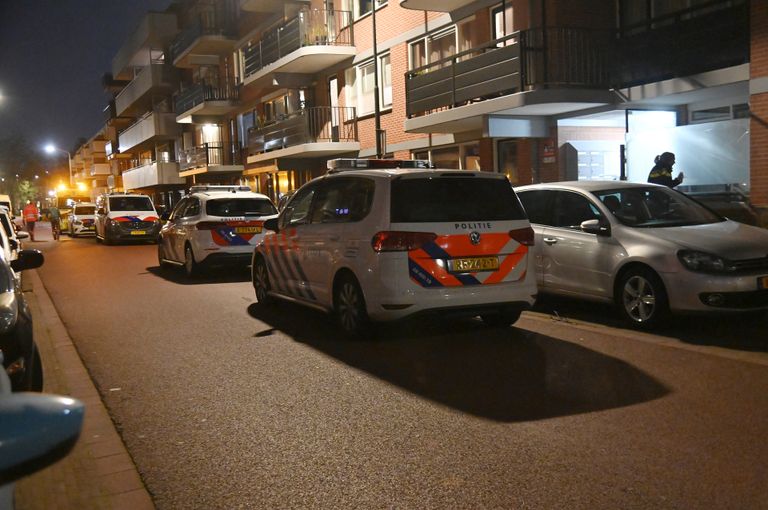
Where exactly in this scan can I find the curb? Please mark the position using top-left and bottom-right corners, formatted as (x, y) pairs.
(14, 269), (154, 510)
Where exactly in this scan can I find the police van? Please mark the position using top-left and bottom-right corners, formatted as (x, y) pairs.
(95, 192), (161, 245)
(251, 158), (537, 336)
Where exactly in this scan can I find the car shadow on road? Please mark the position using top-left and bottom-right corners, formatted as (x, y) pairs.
(533, 295), (768, 353)
(147, 265), (251, 285)
(247, 302), (670, 423)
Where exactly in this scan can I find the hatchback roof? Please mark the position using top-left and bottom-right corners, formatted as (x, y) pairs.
(516, 180), (664, 192)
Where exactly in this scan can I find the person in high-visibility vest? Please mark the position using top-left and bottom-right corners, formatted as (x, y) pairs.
(22, 200), (40, 241)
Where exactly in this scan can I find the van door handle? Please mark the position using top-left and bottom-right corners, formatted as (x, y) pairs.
(543, 237), (558, 245)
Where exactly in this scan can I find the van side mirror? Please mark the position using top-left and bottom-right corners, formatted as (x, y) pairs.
(264, 218), (279, 233)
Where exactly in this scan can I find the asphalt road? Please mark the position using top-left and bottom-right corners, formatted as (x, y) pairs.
(33, 233), (768, 509)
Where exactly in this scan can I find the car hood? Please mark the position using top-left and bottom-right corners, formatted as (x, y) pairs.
(650, 220), (768, 260)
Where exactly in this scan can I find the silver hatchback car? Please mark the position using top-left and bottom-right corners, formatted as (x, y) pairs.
(516, 181), (768, 327)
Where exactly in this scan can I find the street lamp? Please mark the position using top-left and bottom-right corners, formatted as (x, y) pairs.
(44, 144), (73, 186)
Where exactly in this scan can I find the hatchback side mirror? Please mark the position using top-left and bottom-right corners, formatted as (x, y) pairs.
(16, 231), (29, 240)
(581, 219), (610, 236)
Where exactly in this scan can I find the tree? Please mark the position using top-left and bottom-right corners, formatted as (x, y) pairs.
(16, 180), (39, 209)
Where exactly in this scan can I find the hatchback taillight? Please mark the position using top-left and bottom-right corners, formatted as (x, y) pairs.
(509, 227), (535, 246)
(371, 231), (437, 252)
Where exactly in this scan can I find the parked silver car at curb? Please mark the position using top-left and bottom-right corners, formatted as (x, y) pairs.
(516, 181), (768, 328)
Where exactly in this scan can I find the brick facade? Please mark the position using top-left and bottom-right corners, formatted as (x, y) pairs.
(751, 1), (768, 212)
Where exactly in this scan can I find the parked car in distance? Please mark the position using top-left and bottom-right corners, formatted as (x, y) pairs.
(516, 181), (768, 328)
(0, 367), (84, 510)
(67, 202), (97, 237)
(95, 192), (161, 245)
(158, 185), (277, 277)
(0, 207), (28, 261)
(252, 158), (537, 336)
(0, 247), (45, 392)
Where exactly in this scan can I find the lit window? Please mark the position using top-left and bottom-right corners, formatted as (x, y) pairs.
(345, 53), (392, 116)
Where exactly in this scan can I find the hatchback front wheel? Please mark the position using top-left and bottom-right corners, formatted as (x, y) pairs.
(617, 267), (668, 328)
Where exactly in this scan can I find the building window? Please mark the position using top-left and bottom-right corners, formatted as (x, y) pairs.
(409, 28), (457, 72)
(341, 0), (387, 20)
(492, 3), (514, 46)
(345, 52), (392, 116)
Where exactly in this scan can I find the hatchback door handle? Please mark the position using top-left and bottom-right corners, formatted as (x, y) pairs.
(543, 237), (558, 245)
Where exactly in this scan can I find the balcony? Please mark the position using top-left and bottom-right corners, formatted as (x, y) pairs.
(404, 28), (615, 134)
(118, 111), (181, 153)
(246, 106), (359, 163)
(90, 163), (111, 177)
(399, 0), (473, 11)
(115, 64), (177, 117)
(170, 15), (237, 68)
(240, 0), (307, 13)
(175, 82), (240, 122)
(613, 0), (749, 88)
(241, 9), (355, 89)
(122, 161), (184, 189)
(112, 12), (178, 79)
(178, 143), (243, 177)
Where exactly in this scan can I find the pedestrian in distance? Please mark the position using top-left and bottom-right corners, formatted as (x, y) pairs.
(647, 152), (684, 188)
(23, 200), (40, 241)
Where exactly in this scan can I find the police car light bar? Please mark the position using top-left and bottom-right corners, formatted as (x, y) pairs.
(189, 185), (251, 193)
(327, 158), (434, 172)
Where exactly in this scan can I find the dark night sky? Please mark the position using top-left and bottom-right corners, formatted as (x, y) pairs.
(0, 0), (173, 153)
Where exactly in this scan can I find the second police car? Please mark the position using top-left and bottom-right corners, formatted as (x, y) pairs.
(252, 158), (537, 336)
(158, 185), (278, 277)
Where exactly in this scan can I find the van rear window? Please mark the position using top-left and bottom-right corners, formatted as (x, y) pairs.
(391, 177), (526, 222)
(206, 198), (276, 217)
(109, 196), (154, 211)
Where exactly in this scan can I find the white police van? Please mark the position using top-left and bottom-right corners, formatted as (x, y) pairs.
(251, 158), (537, 336)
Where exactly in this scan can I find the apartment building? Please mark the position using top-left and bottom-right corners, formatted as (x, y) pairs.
(78, 0), (767, 224)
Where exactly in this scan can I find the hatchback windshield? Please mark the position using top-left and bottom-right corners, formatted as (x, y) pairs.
(109, 196), (154, 211)
(593, 187), (723, 228)
(206, 198), (276, 217)
(391, 176), (526, 222)
(75, 206), (96, 215)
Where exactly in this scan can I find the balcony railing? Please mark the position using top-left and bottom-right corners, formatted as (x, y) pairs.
(405, 28), (611, 118)
(169, 11), (236, 62)
(247, 106), (358, 155)
(242, 9), (353, 79)
(174, 82), (240, 115)
(178, 143), (243, 172)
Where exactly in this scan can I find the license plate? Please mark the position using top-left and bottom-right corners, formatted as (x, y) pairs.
(449, 256), (499, 272)
(130, 230), (146, 236)
(235, 226), (262, 234)
(759, 276), (768, 290)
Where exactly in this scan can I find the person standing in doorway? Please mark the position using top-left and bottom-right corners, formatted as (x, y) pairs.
(647, 152), (684, 188)
(22, 200), (40, 241)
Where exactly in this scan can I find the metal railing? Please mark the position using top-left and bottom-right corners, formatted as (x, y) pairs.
(405, 28), (611, 118)
(242, 9), (353, 79)
(247, 106), (358, 155)
(174, 81), (240, 115)
(177, 143), (243, 172)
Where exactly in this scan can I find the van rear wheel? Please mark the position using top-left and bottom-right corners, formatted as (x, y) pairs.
(334, 274), (370, 338)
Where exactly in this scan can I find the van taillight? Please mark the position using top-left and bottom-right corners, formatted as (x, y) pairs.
(509, 227), (535, 246)
(371, 231), (437, 252)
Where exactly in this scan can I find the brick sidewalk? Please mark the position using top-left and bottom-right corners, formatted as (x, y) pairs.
(14, 269), (154, 510)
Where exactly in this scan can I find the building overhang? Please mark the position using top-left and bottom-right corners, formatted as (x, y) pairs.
(246, 142), (360, 164)
(176, 101), (240, 123)
(173, 36), (236, 68)
(399, 0), (474, 11)
(404, 88), (617, 134)
(243, 46), (356, 89)
(179, 165), (244, 178)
